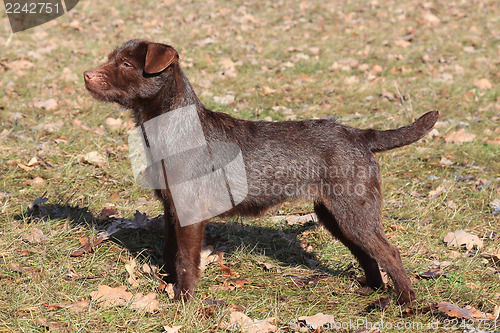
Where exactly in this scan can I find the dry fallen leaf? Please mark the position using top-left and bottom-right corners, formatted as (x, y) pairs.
(9, 263), (41, 276)
(262, 85), (277, 94)
(428, 185), (446, 199)
(70, 236), (104, 257)
(366, 297), (392, 311)
(199, 245), (220, 271)
(105, 117), (122, 130)
(14, 248), (38, 256)
(481, 251), (500, 266)
(417, 269), (446, 279)
(297, 313), (337, 330)
(21, 228), (48, 244)
(219, 263), (239, 277)
(229, 311), (277, 333)
(36, 318), (68, 331)
(444, 128), (476, 144)
(34, 98), (58, 110)
(125, 258), (141, 288)
(256, 261), (282, 273)
(98, 206), (117, 220)
(31, 177), (46, 187)
(90, 285), (159, 313)
(158, 282), (175, 299)
(285, 213), (318, 225)
(129, 292), (160, 313)
(227, 279), (251, 288)
(436, 302), (496, 321)
(162, 325), (183, 333)
(422, 12), (441, 25)
(439, 156), (453, 166)
(42, 300), (91, 313)
(80, 151), (107, 166)
(473, 78), (492, 90)
(443, 230), (483, 250)
(490, 199), (500, 215)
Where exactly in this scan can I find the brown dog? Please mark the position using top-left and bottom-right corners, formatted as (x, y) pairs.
(84, 39), (438, 305)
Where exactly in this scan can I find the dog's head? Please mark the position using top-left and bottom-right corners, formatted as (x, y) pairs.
(84, 40), (179, 108)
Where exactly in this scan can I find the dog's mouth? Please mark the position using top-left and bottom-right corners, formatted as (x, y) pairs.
(84, 79), (127, 103)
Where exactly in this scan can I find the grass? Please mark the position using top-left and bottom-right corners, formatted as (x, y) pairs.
(0, 0), (499, 332)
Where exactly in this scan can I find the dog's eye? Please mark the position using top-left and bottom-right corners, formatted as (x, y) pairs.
(122, 62), (132, 68)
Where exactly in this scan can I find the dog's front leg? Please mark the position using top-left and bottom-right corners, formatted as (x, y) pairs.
(173, 221), (205, 300)
(162, 201), (178, 284)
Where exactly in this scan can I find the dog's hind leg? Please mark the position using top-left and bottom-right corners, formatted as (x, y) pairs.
(314, 201), (384, 290)
(316, 197), (415, 305)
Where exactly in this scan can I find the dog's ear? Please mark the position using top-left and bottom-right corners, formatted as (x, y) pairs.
(144, 43), (179, 74)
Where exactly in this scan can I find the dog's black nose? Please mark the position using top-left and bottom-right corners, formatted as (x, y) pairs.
(83, 70), (96, 81)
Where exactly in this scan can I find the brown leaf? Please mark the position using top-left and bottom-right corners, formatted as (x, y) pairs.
(70, 236), (104, 257)
(444, 230), (483, 250)
(21, 228), (48, 244)
(209, 284), (235, 291)
(473, 78), (492, 90)
(297, 313), (337, 330)
(487, 137), (500, 146)
(444, 128), (476, 144)
(202, 298), (227, 306)
(90, 285), (132, 308)
(105, 117), (122, 130)
(422, 12), (441, 25)
(36, 318), (69, 331)
(256, 261), (282, 273)
(355, 286), (374, 296)
(9, 263), (41, 276)
(262, 85), (277, 95)
(80, 151), (107, 166)
(34, 98), (58, 110)
(285, 213), (317, 225)
(162, 325), (183, 333)
(436, 302), (495, 321)
(229, 311), (277, 333)
(218, 263), (239, 277)
(417, 269), (446, 279)
(227, 279), (250, 288)
(109, 192), (121, 201)
(439, 156), (453, 166)
(129, 292), (160, 313)
(481, 251), (500, 266)
(31, 177), (46, 187)
(394, 39), (411, 48)
(125, 258), (141, 288)
(199, 245), (220, 271)
(157, 282), (175, 299)
(98, 206), (117, 220)
(42, 300), (91, 313)
(14, 248), (38, 256)
(366, 297), (392, 311)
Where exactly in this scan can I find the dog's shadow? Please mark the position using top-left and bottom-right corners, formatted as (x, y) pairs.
(18, 203), (348, 280)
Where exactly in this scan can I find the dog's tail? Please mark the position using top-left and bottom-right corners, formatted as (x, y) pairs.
(363, 111), (439, 153)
